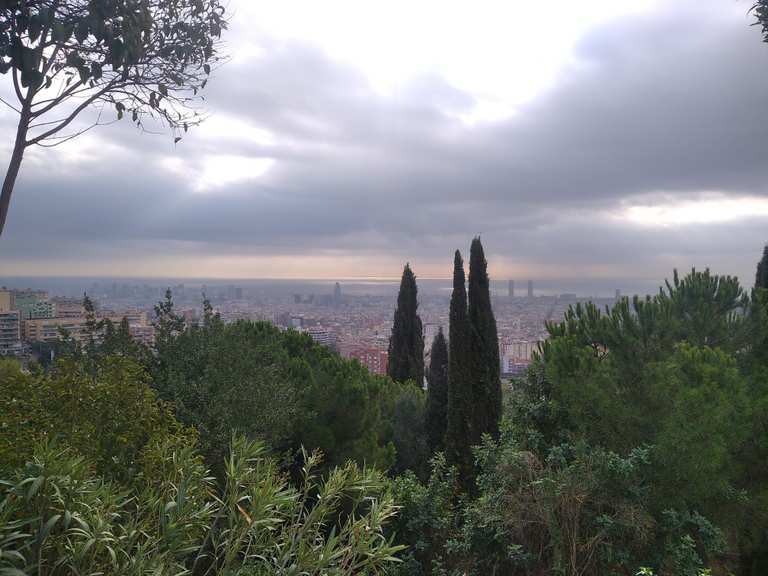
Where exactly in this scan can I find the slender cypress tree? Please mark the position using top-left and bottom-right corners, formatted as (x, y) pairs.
(757, 244), (768, 290)
(446, 250), (474, 490)
(388, 264), (425, 386)
(425, 328), (449, 453)
(468, 237), (502, 441)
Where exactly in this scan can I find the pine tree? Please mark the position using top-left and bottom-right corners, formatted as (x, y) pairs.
(468, 237), (502, 441)
(387, 264), (425, 386)
(153, 288), (186, 348)
(81, 293), (103, 367)
(151, 289), (187, 383)
(425, 327), (449, 453)
(446, 250), (474, 490)
(757, 244), (768, 290)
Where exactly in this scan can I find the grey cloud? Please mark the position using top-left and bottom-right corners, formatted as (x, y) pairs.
(3, 0), (768, 285)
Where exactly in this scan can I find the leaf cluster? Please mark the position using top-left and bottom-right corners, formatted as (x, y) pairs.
(0, 436), (403, 575)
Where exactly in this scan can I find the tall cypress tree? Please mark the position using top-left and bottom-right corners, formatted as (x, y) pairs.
(757, 244), (768, 290)
(388, 264), (425, 386)
(446, 250), (474, 490)
(425, 327), (449, 453)
(468, 237), (502, 441)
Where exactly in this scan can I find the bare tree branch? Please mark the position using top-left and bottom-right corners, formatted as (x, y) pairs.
(0, 96), (20, 113)
(26, 80), (122, 146)
(30, 79), (85, 117)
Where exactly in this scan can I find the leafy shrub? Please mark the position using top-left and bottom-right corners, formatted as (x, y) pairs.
(149, 314), (397, 472)
(0, 357), (187, 479)
(0, 436), (403, 575)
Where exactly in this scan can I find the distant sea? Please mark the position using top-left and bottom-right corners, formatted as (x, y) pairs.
(0, 276), (663, 299)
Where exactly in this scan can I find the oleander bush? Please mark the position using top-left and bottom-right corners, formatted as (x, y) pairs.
(0, 436), (403, 575)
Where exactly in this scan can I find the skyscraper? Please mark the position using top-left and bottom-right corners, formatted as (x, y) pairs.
(333, 282), (342, 306)
(527, 280), (534, 298)
(507, 280), (514, 298)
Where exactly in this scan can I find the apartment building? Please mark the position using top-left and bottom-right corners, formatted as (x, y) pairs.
(0, 289), (22, 355)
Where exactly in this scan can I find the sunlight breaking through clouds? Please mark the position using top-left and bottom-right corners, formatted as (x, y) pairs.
(238, 0), (658, 121)
(197, 156), (275, 191)
(618, 194), (768, 227)
(160, 155), (275, 192)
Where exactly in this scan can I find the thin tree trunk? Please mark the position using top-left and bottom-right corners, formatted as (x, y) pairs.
(0, 103), (30, 237)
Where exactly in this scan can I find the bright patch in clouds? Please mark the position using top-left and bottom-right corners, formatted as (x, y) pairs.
(160, 154), (275, 191)
(237, 0), (656, 122)
(197, 155), (274, 191)
(196, 114), (276, 147)
(620, 194), (768, 226)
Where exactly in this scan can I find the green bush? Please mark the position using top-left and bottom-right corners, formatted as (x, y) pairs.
(0, 436), (403, 575)
(148, 313), (397, 472)
(0, 357), (187, 479)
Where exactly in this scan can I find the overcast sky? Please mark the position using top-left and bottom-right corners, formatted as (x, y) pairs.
(2, 0), (768, 289)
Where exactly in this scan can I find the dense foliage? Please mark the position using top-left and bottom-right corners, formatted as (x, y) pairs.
(6, 251), (768, 575)
(0, 357), (186, 479)
(0, 437), (402, 575)
(388, 264), (768, 575)
(388, 406), (726, 576)
(148, 301), (400, 472)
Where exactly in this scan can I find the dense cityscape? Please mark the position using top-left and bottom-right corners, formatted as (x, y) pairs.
(0, 278), (617, 379)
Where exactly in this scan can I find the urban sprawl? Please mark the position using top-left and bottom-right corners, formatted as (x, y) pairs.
(0, 281), (618, 380)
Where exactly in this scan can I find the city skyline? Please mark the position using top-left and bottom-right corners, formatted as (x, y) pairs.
(0, 274), (666, 300)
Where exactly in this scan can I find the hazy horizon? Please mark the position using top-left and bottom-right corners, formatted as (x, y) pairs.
(0, 274), (686, 300)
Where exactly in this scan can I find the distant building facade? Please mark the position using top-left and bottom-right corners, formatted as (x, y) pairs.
(22, 312), (150, 344)
(129, 325), (156, 346)
(0, 289), (11, 312)
(0, 289), (22, 355)
(23, 317), (87, 343)
(347, 346), (388, 376)
(304, 326), (336, 349)
(500, 339), (541, 377)
(11, 290), (54, 319)
(51, 298), (84, 318)
(0, 312), (22, 355)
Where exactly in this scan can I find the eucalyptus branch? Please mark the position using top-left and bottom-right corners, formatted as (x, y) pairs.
(26, 80), (122, 145)
(0, 0), (228, 234)
(30, 78), (84, 117)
